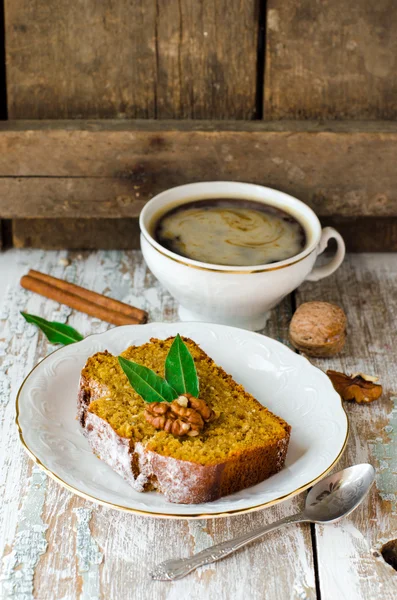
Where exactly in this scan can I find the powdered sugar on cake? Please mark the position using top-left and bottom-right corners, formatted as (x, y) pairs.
(77, 344), (291, 504)
(82, 406), (218, 503)
(84, 411), (148, 492)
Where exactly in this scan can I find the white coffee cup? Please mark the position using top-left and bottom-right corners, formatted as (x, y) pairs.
(140, 182), (345, 330)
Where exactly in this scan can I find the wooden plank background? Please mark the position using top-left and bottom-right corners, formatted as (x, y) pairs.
(1, 121), (397, 218)
(11, 217), (397, 252)
(1, 1), (397, 247)
(5, 0), (258, 120)
(12, 219), (141, 250)
(264, 0), (397, 119)
(296, 254), (397, 599)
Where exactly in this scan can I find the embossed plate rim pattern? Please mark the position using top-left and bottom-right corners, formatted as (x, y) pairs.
(16, 322), (349, 519)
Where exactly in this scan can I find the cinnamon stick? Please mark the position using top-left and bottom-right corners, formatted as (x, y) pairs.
(27, 270), (147, 323)
(21, 271), (148, 326)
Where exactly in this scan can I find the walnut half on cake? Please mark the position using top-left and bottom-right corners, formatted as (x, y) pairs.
(77, 337), (291, 504)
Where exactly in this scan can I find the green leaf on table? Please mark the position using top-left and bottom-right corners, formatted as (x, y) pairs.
(165, 334), (199, 397)
(21, 312), (84, 346)
(118, 356), (178, 403)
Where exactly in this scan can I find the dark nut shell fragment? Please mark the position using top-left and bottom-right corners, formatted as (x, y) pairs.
(327, 370), (382, 404)
(381, 539), (397, 571)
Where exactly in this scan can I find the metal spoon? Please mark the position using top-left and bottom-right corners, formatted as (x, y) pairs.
(151, 463), (375, 581)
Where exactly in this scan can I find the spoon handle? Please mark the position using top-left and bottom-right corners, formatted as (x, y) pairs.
(150, 512), (305, 581)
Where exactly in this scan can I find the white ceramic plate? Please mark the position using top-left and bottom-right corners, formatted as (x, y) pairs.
(16, 322), (348, 519)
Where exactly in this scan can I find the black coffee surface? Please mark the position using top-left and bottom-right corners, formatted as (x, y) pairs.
(155, 199), (306, 267)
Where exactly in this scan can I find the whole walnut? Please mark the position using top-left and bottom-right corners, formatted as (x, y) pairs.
(289, 301), (347, 357)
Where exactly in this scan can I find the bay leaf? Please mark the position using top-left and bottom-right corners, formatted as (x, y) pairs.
(118, 356), (177, 403)
(165, 334), (199, 397)
(21, 312), (84, 345)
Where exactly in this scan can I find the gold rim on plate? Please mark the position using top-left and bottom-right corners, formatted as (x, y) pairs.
(15, 343), (349, 520)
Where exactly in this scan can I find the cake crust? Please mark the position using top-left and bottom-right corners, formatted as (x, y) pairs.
(78, 337), (291, 504)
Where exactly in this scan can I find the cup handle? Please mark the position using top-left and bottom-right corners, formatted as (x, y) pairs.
(305, 227), (346, 282)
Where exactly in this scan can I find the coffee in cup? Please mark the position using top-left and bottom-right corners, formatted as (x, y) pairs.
(154, 199), (307, 267)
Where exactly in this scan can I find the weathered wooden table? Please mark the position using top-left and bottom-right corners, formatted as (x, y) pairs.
(1, 249), (396, 600)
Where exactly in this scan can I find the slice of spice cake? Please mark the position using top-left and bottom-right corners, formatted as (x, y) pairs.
(78, 336), (291, 504)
